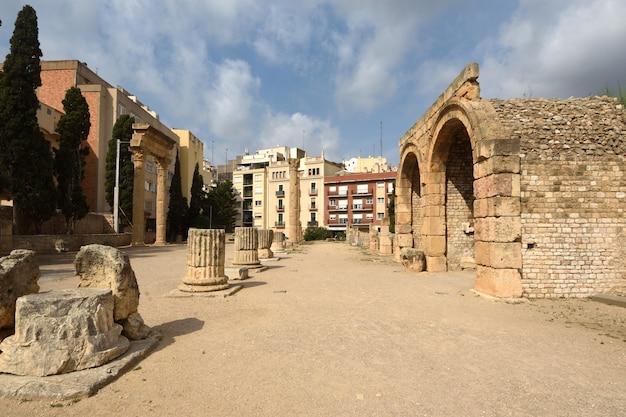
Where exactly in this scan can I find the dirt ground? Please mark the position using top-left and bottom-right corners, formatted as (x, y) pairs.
(1, 241), (626, 417)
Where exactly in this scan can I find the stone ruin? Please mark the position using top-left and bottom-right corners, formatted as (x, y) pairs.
(257, 228), (274, 259)
(396, 62), (626, 298)
(270, 231), (287, 255)
(179, 228), (229, 292)
(0, 244), (151, 377)
(232, 227), (261, 268)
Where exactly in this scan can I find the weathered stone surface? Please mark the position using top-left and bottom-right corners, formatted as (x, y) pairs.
(400, 248), (426, 272)
(74, 244), (148, 340)
(0, 288), (129, 376)
(225, 266), (248, 281)
(180, 228), (229, 292)
(75, 245), (139, 321)
(257, 229), (274, 259)
(233, 227), (261, 267)
(270, 232), (287, 254)
(0, 250), (40, 330)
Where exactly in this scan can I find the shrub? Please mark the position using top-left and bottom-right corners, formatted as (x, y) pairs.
(304, 226), (330, 241)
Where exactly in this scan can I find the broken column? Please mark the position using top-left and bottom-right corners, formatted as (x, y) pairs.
(257, 228), (274, 259)
(0, 249), (40, 330)
(179, 228), (229, 292)
(271, 231), (287, 254)
(74, 244), (150, 340)
(232, 227), (261, 267)
(0, 288), (129, 376)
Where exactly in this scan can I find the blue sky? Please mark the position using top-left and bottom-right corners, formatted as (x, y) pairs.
(2, 1), (626, 166)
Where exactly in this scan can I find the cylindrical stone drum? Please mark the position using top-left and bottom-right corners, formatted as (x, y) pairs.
(270, 231), (286, 254)
(257, 229), (274, 259)
(233, 227), (261, 266)
(180, 228), (228, 292)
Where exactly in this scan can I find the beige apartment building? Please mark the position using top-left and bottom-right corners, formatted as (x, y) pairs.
(172, 129), (212, 201)
(343, 156), (393, 173)
(232, 147), (343, 241)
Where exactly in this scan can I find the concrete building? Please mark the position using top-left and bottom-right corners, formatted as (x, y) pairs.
(36, 60), (179, 222)
(343, 156), (394, 173)
(172, 129), (211, 201)
(232, 147), (343, 241)
(324, 171), (396, 236)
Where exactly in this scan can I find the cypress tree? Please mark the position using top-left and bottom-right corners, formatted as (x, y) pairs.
(187, 163), (204, 227)
(0, 5), (56, 233)
(166, 149), (188, 242)
(54, 87), (91, 233)
(105, 114), (135, 228)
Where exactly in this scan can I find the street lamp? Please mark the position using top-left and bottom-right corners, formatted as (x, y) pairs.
(113, 139), (131, 233)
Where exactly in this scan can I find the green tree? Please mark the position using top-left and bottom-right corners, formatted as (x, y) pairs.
(105, 114), (135, 229)
(203, 180), (238, 232)
(166, 149), (188, 242)
(54, 87), (91, 233)
(187, 163), (204, 228)
(387, 190), (395, 233)
(0, 5), (56, 233)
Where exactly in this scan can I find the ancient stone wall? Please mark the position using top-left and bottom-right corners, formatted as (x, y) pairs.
(491, 97), (626, 297)
(12, 233), (132, 254)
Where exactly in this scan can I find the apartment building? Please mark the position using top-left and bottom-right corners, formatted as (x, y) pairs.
(343, 156), (393, 173)
(324, 171), (396, 235)
(172, 129), (212, 201)
(232, 147), (343, 240)
(32, 60), (183, 225)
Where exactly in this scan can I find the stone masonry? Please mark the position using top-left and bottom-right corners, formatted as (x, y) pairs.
(397, 63), (626, 298)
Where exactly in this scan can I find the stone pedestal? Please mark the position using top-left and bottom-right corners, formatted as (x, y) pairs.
(233, 227), (261, 267)
(180, 228), (229, 292)
(0, 288), (129, 376)
(257, 229), (274, 259)
(271, 231), (287, 254)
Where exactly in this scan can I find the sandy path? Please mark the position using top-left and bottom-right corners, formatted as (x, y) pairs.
(2, 241), (626, 416)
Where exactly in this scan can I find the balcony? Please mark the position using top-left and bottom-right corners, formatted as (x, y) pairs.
(275, 221), (285, 228)
(276, 190), (285, 197)
(307, 221), (319, 227)
(351, 188), (372, 196)
(351, 203), (373, 212)
(309, 204), (317, 211)
(309, 188), (318, 196)
(328, 205), (348, 212)
(276, 206), (284, 212)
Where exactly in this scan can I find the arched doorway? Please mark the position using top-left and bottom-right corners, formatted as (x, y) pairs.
(431, 119), (474, 270)
(396, 149), (422, 254)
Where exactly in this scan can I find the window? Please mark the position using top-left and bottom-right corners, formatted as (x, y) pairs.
(329, 199), (336, 206)
(329, 186), (336, 192)
(366, 213), (374, 220)
(310, 198), (316, 209)
(329, 214), (337, 221)
(377, 213), (385, 219)
(144, 200), (153, 211)
(255, 200), (262, 207)
(366, 198), (373, 204)
(254, 174), (263, 182)
(118, 104), (126, 115)
(144, 181), (155, 192)
(388, 182), (394, 193)
(278, 199), (284, 209)
(145, 161), (154, 173)
(254, 187), (262, 194)
(377, 182), (384, 188)
(278, 213), (284, 224)
(338, 185), (348, 195)
(377, 198), (384, 204)
(308, 168), (320, 176)
(356, 184), (368, 194)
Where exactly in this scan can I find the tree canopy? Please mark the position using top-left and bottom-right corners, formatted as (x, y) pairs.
(54, 86), (91, 233)
(0, 5), (56, 233)
(105, 114), (135, 229)
(203, 180), (238, 232)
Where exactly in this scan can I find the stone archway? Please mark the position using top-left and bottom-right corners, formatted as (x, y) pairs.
(430, 118), (474, 271)
(397, 63), (523, 297)
(395, 149), (422, 258)
(130, 124), (176, 246)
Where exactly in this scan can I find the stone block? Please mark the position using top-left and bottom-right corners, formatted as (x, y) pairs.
(0, 288), (129, 376)
(473, 155), (520, 179)
(394, 223), (413, 235)
(225, 266), (249, 281)
(396, 233), (414, 248)
(474, 173), (520, 199)
(473, 196), (521, 218)
(475, 241), (522, 269)
(475, 266), (523, 298)
(423, 235), (446, 257)
(421, 217), (446, 235)
(476, 138), (520, 159)
(474, 216), (521, 242)
(0, 249), (40, 330)
(426, 256), (447, 272)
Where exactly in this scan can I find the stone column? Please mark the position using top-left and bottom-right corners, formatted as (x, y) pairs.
(287, 159), (302, 244)
(270, 231), (287, 254)
(130, 148), (146, 246)
(179, 228), (228, 292)
(232, 227), (261, 267)
(154, 156), (169, 245)
(257, 229), (274, 259)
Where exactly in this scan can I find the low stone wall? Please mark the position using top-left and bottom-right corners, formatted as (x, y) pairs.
(12, 233), (132, 254)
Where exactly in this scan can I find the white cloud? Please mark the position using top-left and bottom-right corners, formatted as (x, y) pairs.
(207, 59), (262, 143)
(480, 0), (626, 99)
(259, 112), (341, 160)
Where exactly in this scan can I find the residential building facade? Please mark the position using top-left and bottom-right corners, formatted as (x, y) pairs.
(325, 172), (396, 235)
